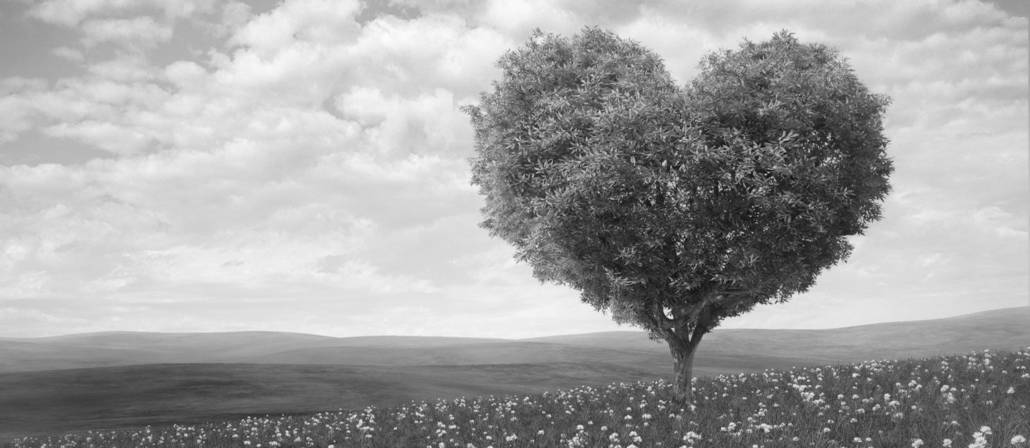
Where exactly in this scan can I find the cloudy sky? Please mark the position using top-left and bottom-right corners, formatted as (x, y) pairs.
(0, 0), (1026, 338)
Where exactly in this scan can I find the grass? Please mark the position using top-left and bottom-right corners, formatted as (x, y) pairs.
(0, 362), (677, 441)
(6, 348), (1028, 448)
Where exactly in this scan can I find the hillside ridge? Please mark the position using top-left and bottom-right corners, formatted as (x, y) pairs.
(0, 306), (1026, 373)
(6, 305), (1025, 341)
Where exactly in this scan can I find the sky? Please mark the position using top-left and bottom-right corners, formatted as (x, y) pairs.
(0, 0), (1026, 339)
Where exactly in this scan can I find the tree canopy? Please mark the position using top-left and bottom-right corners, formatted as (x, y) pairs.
(464, 28), (892, 401)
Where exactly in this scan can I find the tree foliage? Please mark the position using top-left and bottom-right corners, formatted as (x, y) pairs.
(464, 28), (892, 383)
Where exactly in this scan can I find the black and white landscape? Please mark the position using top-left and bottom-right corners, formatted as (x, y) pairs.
(0, 0), (1027, 447)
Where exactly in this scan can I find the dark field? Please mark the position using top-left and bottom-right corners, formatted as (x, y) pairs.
(0, 361), (684, 441)
(11, 350), (1027, 448)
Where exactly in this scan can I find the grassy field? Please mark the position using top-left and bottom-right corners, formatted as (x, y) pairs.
(0, 362), (675, 441)
(1, 307), (1027, 443)
(6, 349), (1028, 448)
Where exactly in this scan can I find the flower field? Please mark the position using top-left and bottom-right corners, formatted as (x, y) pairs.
(8, 349), (1029, 448)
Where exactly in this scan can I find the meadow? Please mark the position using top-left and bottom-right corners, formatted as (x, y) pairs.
(4, 307), (1028, 441)
(7, 348), (1028, 448)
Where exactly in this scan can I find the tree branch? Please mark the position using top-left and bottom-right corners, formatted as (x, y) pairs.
(648, 301), (677, 342)
(650, 301), (674, 329)
(712, 287), (758, 310)
(688, 305), (714, 350)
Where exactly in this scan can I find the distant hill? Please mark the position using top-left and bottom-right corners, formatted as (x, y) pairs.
(2, 306), (1026, 373)
(0, 332), (528, 372)
(530, 306), (1030, 365)
(0, 307), (1027, 441)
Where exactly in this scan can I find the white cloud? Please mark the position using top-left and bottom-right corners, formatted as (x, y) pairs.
(0, 99), (33, 144)
(231, 0), (361, 52)
(29, 0), (217, 26)
(614, 9), (725, 83)
(220, 2), (251, 29)
(973, 206), (1028, 239)
(477, 0), (580, 36)
(29, 0), (134, 26)
(51, 46), (85, 62)
(163, 60), (207, 87)
(0, 0), (1026, 337)
(44, 120), (153, 154)
(86, 57), (157, 82)
(333, 87), (471, 155)
(344, 14), (512, 95)
(80, 16), (174, 48)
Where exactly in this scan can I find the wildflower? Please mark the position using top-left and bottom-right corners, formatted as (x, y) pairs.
(912, 439), (924, 448)
(970, 427), (992, 448)
(1012, 435), (1027, 446)
(942, 439), (952, 447)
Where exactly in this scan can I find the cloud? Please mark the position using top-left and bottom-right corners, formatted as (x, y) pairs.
(51, 46), (84, 62)
(477, 0), (581, 36)
(80, 16), (173, 48)
(164, 60), (206, 87)
(44, 120), (154, 154)
(28, 0), (217, 26)
(0, 0), (1026, 337)
(0, 90), (39, 144)
(230, 0), (362, 52)
(333, 87), (471, 155)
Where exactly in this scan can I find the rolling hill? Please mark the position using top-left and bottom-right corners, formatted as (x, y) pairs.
(530, 306), (1030, 364)
(3, 306), (1027, 374)
(0, 306), (1027, 441)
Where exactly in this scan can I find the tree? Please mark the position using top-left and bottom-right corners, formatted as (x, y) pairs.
(463, 28), (893, 403)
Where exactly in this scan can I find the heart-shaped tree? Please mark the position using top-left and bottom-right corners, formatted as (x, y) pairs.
(464, 28), (893, 403)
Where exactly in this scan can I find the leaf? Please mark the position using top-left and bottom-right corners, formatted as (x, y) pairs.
(467, 27), (892, 345)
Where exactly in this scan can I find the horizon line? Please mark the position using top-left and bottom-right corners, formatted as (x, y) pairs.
(3, 305), (1025, 341)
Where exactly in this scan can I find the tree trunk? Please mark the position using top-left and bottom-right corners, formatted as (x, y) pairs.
(663, 303), (713, 405)
(670, 340), (699, 404)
